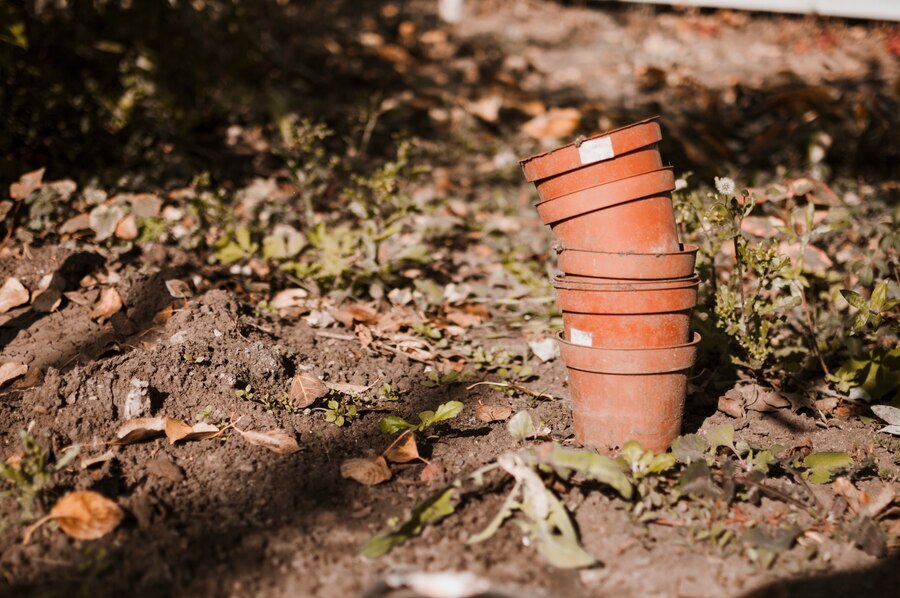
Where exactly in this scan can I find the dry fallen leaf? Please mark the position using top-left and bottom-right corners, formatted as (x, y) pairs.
(165, 279), (193, 299)
(717, 394), (745, 419)
(111, 417), (167, 445)
(165, 417), (194, 444)
(0, 362), (28, 388)
(467, 94), (503, 123)
(90, 287), (123, 321)
(114, 214), (139, 240)
(445, 309), (483, 328)
(290, 372), (328, 408)
(161, 417), (224, 444)
(23, 490), (123, 545)
(60, 213), (92, 234)
(528, 337), (559, 363)
(383, 431), (420, 463)
(236, 428), (300, 454)
(9, 168), (44, 200)
(341, 456), (392, 485)
(0, 278), (30, 314)
(270, 288), (309, 310)
(475, 404), (513, 423)
(521, 107), (581, 140)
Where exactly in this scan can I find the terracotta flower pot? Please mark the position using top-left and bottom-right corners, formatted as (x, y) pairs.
(557, 331), (701, 452)
(520, 117), (662, 182)
(536, 168), (679, 254)
(534, 145), (663, 203)
(553, 275), (698, 348)
(557, 244), (699, 280)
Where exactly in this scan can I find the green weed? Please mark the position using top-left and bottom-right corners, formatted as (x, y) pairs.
(0, 432), (80, 520)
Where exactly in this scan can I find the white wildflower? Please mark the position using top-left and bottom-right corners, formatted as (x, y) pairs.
(715, 176), (736, 195)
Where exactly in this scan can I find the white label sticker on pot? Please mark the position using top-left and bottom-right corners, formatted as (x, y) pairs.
(570, 328), (593, 347)
(578, 136), (614, 165)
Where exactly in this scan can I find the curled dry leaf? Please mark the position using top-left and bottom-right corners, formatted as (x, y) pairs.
(90, 287), (123, 321)
(475, 404), (513, 423)
(383, 431), (420, 464)
(165, 279), (193, 299)
(0, 362), (28, 388)
(236, 428), (300, 454)
(23, 490), (123, 545)
(341, 456), (392, 486)
(289, 372), (328, 408)
(270, 288), (308, 310)
(111, 417), (167, 445)
(0, 278), (30, 314)
(166, 418), (223, 444)
(81, 450), (116, 470)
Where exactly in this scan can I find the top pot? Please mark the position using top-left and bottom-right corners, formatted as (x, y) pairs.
(534, 145), (664, 203)
(519, 117), (661, 182)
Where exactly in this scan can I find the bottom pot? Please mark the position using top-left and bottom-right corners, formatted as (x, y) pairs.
(558, 331), (700, 452)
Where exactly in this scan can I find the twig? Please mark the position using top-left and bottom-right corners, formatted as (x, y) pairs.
(785, 464), (824, 515)
(799, 286), (830, 376)
(371, 342), (433, 365)
(466, 380), (556, 401)
(315, 330), (356, 341)
(734, 475), (818, 519)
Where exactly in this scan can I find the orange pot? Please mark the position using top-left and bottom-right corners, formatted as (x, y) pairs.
(534, 146), (663, 203)
(558, 331), (700, 452)
(553, 275), (698, 348)
(520, 117), (661, 182)
(557, 244), (698, 280)
(536, 168), (678, 254)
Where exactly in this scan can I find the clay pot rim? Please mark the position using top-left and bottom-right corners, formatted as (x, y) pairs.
(553, 274), (699, 292)
(519, 117), (661, 181)
(533, 145), (664, 203)
(557, 243), (699, 258)
(534, 166), (675, 209)
(558, 331), (701, 374)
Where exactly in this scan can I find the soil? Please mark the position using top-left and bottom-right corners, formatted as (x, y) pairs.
(2, 1), (899, 597)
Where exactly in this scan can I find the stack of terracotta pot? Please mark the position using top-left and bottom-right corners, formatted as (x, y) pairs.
(519, 118), (700, 452)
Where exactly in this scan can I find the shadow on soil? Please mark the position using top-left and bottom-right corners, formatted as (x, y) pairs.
(741, 554), (900, 597)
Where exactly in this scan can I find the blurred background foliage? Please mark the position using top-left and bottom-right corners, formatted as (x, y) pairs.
(2, 0), (899, 189)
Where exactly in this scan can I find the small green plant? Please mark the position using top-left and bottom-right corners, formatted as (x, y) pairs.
(213, 225), (258, 264)
(466, 345), (534, 380)
(377, 383), (400, 402)
(841, 280), (899, 335)
(261, 393), (306, 414)
(679, 177), (800, 370)
(234, 383), (254, 401)
(321, 398), (358, 427)
(0, 431), (80, 520)
(253, 300), (279, 319)
(380, 400), (464, 435)
(421, 369), (474, 388)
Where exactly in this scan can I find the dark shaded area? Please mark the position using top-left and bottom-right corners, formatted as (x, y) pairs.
(0, 251), (105, 352)
(3, 0), (899, 188)
(742, 554), (900, 597)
